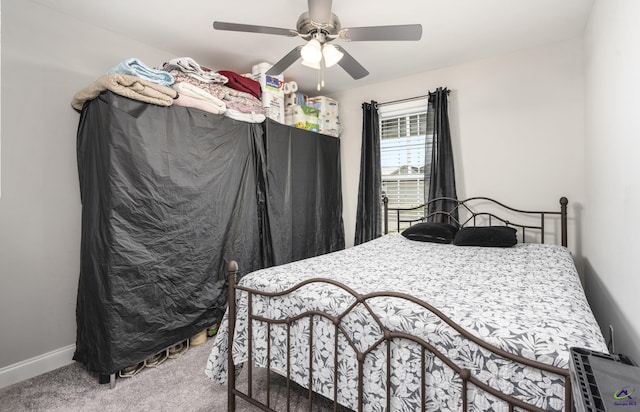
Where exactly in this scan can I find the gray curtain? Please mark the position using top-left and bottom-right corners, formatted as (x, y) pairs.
(354, 101), (381, 245)
(426, 88), (459, 224)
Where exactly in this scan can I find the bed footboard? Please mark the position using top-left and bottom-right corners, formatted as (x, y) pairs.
(225, 261), (572, 412)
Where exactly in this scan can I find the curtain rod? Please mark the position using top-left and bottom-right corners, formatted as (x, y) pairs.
(378, 94), (428, 107)
(378, 88), (451, 107)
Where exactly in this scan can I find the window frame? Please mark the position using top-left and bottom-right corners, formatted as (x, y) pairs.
(378, 97), (432, 233)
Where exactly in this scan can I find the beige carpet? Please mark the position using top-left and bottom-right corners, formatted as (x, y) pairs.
(0, 338), (349, 412)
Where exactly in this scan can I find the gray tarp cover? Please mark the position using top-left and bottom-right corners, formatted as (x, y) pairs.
(264, 119), (345, 265)
(74, 92), (344, 374)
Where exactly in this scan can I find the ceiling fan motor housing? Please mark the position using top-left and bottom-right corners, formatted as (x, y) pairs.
(297, 12), (341, 40)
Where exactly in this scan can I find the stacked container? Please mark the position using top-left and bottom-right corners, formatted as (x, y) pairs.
(285, 104), (320, 132)
(252, 62), (285, 123)
(307, 96), (341, 137)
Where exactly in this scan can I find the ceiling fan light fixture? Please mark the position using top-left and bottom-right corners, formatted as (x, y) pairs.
(301, 59), (321, 69)
(322, 44), (343, 68)
(301, 39), (322, 64)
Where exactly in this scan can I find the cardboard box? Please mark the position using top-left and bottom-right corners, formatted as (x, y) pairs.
(251, 63), (285, 123)
(262, 90), (285, 123)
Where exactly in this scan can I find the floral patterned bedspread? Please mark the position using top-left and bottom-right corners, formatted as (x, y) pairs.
(205, 234), (607, 411)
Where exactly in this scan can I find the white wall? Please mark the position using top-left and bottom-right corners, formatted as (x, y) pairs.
(0, 0), (177, 375)
(335, 38), (587, 252)
(583, 0), (640, 362)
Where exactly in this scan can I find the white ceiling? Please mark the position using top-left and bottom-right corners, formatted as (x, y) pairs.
(33, 0), (594, 95)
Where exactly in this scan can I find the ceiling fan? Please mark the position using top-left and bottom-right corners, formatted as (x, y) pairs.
(213, 0), (422, 89)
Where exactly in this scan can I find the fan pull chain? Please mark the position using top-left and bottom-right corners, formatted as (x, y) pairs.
(317, 57), (325, 91)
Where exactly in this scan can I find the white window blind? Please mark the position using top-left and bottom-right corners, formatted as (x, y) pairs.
(379, 98), (432, 232)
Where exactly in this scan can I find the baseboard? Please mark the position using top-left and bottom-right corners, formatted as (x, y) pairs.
(0, 344), (76, 390)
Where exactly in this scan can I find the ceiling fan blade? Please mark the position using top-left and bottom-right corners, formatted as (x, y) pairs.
(340, 24), (422, 41)
(308, 0), (332, 24)
(334, 46), (369, 80)
(266, 46), (304, 75)
(213, 21), (296, 37)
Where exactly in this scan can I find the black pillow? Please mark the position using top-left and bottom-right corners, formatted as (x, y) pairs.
(453, 226), (517, 247)
(401, 222), (458, 244)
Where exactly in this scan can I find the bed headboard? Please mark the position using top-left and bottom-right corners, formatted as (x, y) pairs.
(383, 196), (568, 247)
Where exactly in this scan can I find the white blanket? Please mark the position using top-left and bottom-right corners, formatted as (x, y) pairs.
(172, 82), (226, 114)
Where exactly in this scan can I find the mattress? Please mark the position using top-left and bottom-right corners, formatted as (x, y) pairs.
(206, 234), (607, 411)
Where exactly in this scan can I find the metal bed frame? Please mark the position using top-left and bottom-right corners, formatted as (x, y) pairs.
(383, 196), (568, 246)
(226, 196), (571, 411)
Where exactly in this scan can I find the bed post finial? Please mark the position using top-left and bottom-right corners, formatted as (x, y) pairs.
(382, 195), (389, 235)
(560, 197), (568, 247)
(228, 260), (239, 274)
(227, 260), (239, 411)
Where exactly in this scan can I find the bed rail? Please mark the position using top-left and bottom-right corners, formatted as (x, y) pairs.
(383, 196), (568, 247)
(226, 261), (572, 412)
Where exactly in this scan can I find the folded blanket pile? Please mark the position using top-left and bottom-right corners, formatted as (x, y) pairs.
(72, 57), (267, 124)
(172, 82), (227, 114)
(217, 70), (261, 100)
(168, 69), (264, 121)
(108, 58), (174, 86)
(170, 70), (226, 100)
(161, 57), (228, 84)
(71, 73), (177, 111)
(225, 108), (266, 123)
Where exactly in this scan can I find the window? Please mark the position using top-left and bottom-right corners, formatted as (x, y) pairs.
(379, 98), (432, 233)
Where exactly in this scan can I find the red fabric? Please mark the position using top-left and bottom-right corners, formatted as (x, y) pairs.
(217, 70), (261, 99)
